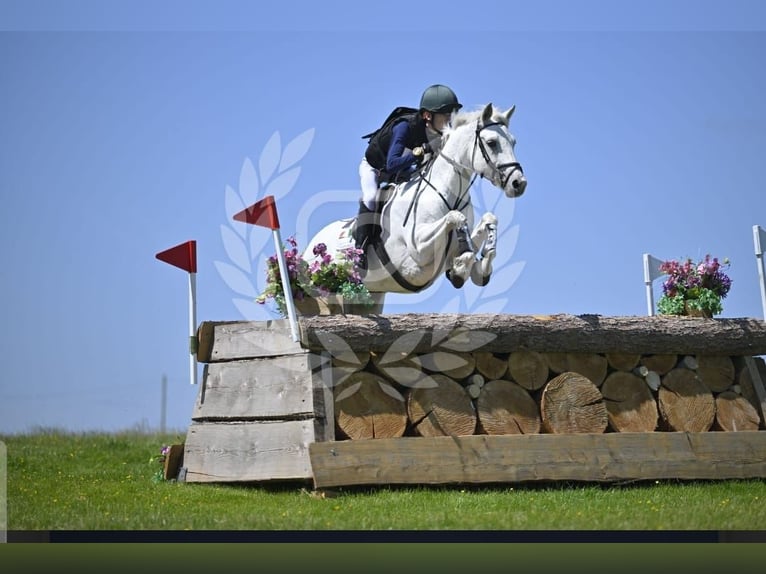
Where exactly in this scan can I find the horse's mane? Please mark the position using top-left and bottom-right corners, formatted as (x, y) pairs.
(450, 105), (507, 130)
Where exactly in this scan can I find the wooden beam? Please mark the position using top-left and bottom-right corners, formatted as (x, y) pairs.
(309, 432), (766, 488)
(298, 313), (766, 356)
(184, 421), (317, 483)
(193, 355), (322, 421)
(197, 319), (304, 363)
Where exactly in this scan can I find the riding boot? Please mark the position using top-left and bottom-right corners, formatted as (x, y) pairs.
(353, 201), (381, 272)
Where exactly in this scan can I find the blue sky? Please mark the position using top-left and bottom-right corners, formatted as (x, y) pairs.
(1, 1), (766, 434)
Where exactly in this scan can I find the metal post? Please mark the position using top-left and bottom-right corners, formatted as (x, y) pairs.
(160, 374), (167, 433)
(754, 225), (766, 321)
(188, 272), (198, 384)
(643, 253), (664, 317)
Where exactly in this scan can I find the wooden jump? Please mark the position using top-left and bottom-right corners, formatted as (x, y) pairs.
(181, 314), (766, 487)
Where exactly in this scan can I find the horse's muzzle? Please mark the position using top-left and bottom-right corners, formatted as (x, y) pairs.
(506, 175), (527, 198)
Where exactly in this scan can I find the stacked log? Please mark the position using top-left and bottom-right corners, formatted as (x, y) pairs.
(334, 372), (408, 440)
(475, 379), (540, 435)
(540, 372), (608, 434)
(696, 355), (735, 393)
(566, 353), (608, 386)
(407, 374), (476, 437)
(713, 391), (760, 432)
(658, 368), (716, 432)
(605, 352), (641, 372)
(507, 350), (548, 391)
(315, 345), (766, 439)
(601, 371), (658, 432)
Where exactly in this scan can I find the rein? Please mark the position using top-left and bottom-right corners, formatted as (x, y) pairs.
(379, 114), (521, 293)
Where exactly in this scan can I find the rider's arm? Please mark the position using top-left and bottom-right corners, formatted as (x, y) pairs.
(385, 121), (418, 175)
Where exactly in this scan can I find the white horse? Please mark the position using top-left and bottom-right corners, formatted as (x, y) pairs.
(305, 102), (527, 312)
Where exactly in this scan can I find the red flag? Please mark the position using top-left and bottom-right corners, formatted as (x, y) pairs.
(233, 195), (280, 230)
(156, 240), (197, 273)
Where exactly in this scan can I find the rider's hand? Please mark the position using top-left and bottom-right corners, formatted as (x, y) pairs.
(413, 142), (432, 166)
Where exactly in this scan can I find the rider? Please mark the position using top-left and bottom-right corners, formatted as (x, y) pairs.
(354, 84), (463, 270)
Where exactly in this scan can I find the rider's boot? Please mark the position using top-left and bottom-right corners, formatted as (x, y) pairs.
(353, 201), (381, 272)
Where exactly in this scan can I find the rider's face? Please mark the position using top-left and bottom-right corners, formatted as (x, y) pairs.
(432, 113), (451, 132)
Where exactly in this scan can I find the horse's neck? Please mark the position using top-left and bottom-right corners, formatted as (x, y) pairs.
(425, 135), (473, 209)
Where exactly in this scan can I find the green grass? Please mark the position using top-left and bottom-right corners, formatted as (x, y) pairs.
(3, 430), (766, 531)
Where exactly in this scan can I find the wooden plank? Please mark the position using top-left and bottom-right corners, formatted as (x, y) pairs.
(162, 444), (184, 480)
(298, 313), (766, 356)
(193, 355), (321, 420)
(196, 319), (304, 363)
(183, 421), (316, 482)
(309, 432), (766, 488)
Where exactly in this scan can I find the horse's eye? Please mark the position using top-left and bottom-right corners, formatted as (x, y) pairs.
(487, 139), (499, 151)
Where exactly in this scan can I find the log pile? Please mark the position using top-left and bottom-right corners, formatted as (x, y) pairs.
(324, 347), (766, 439)
(294, 314), (766, 439)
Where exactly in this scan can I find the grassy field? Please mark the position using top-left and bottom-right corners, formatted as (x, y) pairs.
(3, 429), (766, 533)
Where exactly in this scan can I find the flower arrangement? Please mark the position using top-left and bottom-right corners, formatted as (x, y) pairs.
(256, 236), (374, 316)
(657, 255), (732, 317)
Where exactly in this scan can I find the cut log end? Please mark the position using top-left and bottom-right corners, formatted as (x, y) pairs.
(600, 371), (658, 432)
(508, 350), (549, 391)
(540, 372), (608, 434)
(658, 368), (715, 432)
(407, 374), (477, 437)
(476, 380), (541, 435)
(334, 372), (408, 440)
(713, 391), (761, 432)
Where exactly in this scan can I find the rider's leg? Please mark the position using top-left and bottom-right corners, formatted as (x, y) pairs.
(355, 159), (383, 270)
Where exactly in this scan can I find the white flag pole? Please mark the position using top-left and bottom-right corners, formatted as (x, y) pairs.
(156, 240), (198, 386)
(188, 271), (198, 385)
(233, 196), (299, 342)
(643, 253), (664, 317)
(754, 225), (766, 321)
(272, 227), (300, 342)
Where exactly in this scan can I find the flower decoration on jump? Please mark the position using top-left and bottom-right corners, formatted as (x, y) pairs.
(256, 236), (374, 317)
(656, 255), (732, 317)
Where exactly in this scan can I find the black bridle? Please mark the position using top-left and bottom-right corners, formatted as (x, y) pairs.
(472, 120), (524, 190)
(403, 117), (523, 227)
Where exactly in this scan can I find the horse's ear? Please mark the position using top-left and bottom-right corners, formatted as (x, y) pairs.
(481, 103), (494, 124)
(503, 105), (516, 124)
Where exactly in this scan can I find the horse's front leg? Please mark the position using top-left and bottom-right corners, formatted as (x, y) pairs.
(470, 212), (498, 286)
(409, 209), (468, 266)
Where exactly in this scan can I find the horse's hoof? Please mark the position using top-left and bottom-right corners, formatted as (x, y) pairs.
(446, 270), (465, 289)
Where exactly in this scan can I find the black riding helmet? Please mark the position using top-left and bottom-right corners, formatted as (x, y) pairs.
(419, 84), (462, 114)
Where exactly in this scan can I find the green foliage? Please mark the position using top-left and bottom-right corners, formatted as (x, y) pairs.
(656, 293), (686, 316)
(3, 431), (766, 530)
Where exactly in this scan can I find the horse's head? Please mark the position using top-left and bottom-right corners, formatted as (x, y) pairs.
(447, 103), (527, 198)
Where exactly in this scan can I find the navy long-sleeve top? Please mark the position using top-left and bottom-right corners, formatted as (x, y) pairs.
(385, 120), (419, 176)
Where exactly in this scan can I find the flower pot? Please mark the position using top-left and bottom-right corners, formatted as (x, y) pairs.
(293, 294), (371, 316)
(683, 301), (712, 318)
(294, 295), (342, 316)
